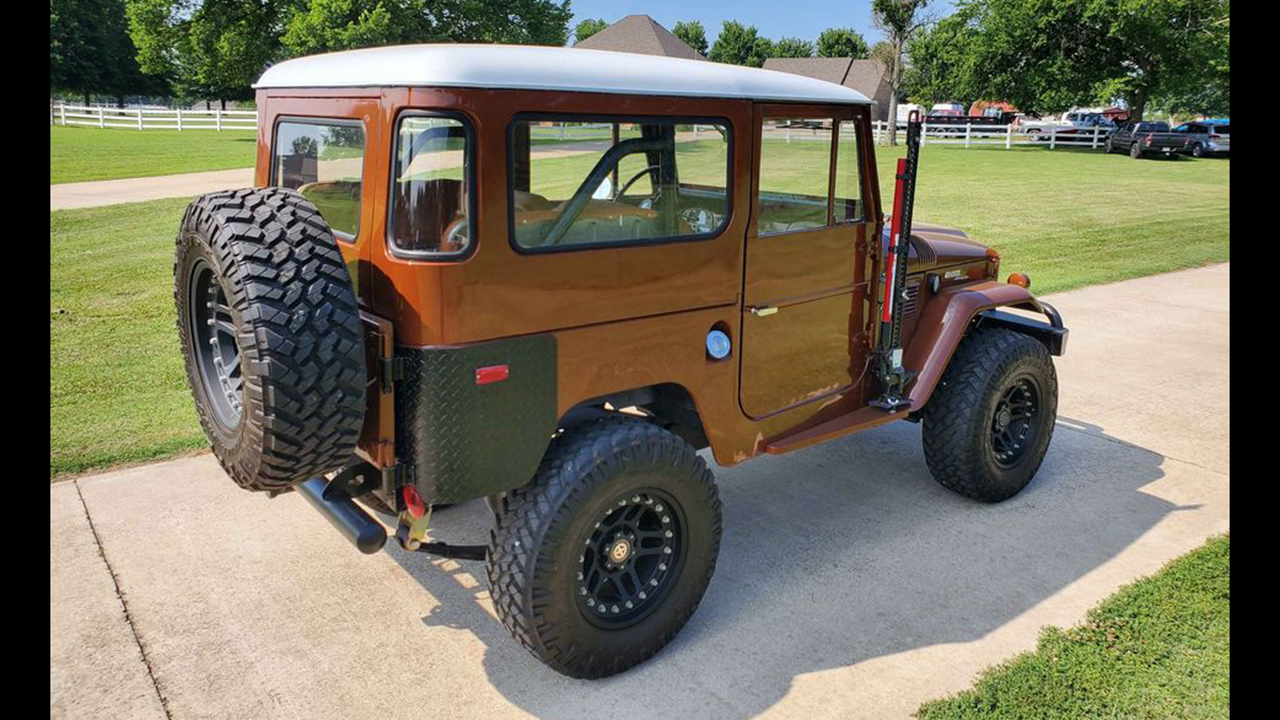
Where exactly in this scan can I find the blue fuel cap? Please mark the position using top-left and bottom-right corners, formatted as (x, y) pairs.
(706, 329), (731, 360)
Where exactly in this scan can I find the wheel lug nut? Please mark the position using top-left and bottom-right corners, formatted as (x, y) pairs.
(631, 495), (640, 503)
(625, 601), (634, 609)
(658, 563), (667, 571)
(580, 587), (587, 595)
(663, 547), (672, 554)
(650, 579), (659, 586)
(655, 504), (664, 512)
(664, 530), (673, 538)
(639, 592), (647, 600)
(662, 516), (670, 524)
(598, 605), (606, 613)
(611, 605), (620, 614)
(587, 598), (595, 606)
(618, 499), (627, 506)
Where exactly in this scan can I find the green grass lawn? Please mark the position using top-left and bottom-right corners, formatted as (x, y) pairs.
(918, 534), (1230, 719)
(50, 146), (1228, 479)
(50, 126), (257, 184)
(51, 198), (206, 477)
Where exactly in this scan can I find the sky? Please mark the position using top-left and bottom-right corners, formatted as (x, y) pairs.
(565, 0), (959, 46)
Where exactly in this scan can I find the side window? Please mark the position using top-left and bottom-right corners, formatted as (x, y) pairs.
(389, 114), (473, 258)
(757, 118), (832, 234)
(834, 120), (863, 223)
(273, 120), (364, 239)
(509, 117), (730, 251)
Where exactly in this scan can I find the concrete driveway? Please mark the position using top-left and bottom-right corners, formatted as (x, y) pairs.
(50, 264), (1229, 719)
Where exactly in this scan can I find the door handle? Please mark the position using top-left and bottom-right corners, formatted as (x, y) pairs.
(750, 306), (779, 317)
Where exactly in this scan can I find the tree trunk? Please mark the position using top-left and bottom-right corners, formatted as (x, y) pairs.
(83, 92), (90, 106)
(1130, 87), (1148, 123)
(205, 100), (211, 110)
(116, 95), (125, 108)
(220, 98), (227, 110)
(886, 39), (903, 146)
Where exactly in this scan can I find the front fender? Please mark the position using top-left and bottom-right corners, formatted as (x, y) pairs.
(902, 280), (1044, 410)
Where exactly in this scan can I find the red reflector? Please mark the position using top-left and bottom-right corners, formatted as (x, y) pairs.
(402, 486), (425, 518)
(475, 364), (509, 385)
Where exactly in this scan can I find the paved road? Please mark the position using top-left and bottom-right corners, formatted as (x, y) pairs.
(51, 169), (257, 210)
(50, 264), (1229, 719)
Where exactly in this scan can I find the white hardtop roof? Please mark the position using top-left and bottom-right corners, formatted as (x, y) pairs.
(254, 44), (872, 105)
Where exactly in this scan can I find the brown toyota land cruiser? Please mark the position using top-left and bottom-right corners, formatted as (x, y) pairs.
(174, 44), (1067, 679)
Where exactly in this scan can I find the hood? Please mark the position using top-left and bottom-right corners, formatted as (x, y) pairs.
(883, 222), (991, 271)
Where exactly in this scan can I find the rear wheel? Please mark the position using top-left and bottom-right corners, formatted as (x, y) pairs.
(921, 328), (1058, 503)
(487, 418), (722, 678)
(1129, 142), (1143, 159)
(174, 188), (366, 493)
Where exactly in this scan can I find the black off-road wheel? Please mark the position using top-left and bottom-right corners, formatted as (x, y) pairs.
(487, 418), (722, 679)
(921, 328), (1058, 503)
(174, 188), (366, 494)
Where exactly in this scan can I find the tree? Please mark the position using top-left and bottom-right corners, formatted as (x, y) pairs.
(282, 0), (571, 56)
(708, 20), (772, 68)
(816, 27), (869, 59)
(672, 20), (708, 56)
(871, 0), (931, 144)
(128, 0), (285, 106)
(771, 37), (815, 58)
(53, 0), (165, 104)
(964, 0), (1228, 120)
(573, 17), (607, 44)
(902, 10), (978, 107)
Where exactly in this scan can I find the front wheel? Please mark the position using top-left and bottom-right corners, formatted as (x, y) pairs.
(1191, 143), (1205, 158)
(486, 418), (722, 678)
(921, 328), (1058, 502)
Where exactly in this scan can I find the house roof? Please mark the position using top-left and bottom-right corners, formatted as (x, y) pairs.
(574, 15), (704, 61)
(762, 57), (888, 99)
(255, 44), (872, 104)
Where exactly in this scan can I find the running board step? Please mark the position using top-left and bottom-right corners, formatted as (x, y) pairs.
(766, 406), (909, 455)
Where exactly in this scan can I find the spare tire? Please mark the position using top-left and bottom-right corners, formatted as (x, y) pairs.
(174, 188), (366, 493)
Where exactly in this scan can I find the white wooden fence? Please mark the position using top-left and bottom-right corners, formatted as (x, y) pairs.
(871, 120), (1112, 150)
(51, 103), (257, 131)
(49, 104), (1111, 150)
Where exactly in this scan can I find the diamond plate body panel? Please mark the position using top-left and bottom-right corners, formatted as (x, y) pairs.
(394, 334), (557, 504)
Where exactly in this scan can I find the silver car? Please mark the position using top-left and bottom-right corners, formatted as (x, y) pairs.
(1173, 121), (1230, 157)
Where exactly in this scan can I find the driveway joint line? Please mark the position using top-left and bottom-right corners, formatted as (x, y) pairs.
(74, 479), (174, 720)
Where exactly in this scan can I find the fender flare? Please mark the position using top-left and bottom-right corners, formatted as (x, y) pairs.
(902, 281), (1046, 410)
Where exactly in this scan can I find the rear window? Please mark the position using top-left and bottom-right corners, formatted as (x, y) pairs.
(388, 113), (474, 258)
(273, 120), (364, 238)
(508, 116), (730, 252)
(1212, 125), (1229, 135)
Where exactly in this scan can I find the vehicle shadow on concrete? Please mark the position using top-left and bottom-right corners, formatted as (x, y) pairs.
(383, 416), (1182, 718)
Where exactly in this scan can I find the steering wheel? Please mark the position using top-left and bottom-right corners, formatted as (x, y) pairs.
(615, 165), (661, 201)
(441, 217), (469, 252)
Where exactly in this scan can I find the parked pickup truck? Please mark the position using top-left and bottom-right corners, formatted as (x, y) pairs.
(1104, 121), (1189, 158)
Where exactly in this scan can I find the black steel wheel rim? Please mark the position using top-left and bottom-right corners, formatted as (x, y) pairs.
(990, 375), (1040, 468)
(575, 489), (686, 629)
(188, 259), (243, 430)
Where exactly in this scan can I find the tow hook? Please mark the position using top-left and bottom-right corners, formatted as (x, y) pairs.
(394, 486), (488, 561)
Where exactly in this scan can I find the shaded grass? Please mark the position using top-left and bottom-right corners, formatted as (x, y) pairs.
(917, 534), (1230, 719)
(50, 125), (257, 184)
(49, 147), (1228, 478)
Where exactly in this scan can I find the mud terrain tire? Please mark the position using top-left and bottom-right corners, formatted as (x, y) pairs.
(487, 418), (722, 678)
(921, 328), (1057, 503)
(174, 188), (365, 493)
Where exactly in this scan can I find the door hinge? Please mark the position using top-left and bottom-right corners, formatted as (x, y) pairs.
(379, 356), (408, 393)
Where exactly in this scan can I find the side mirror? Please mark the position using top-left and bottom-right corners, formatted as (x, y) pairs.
(592, 176), (614, 200)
